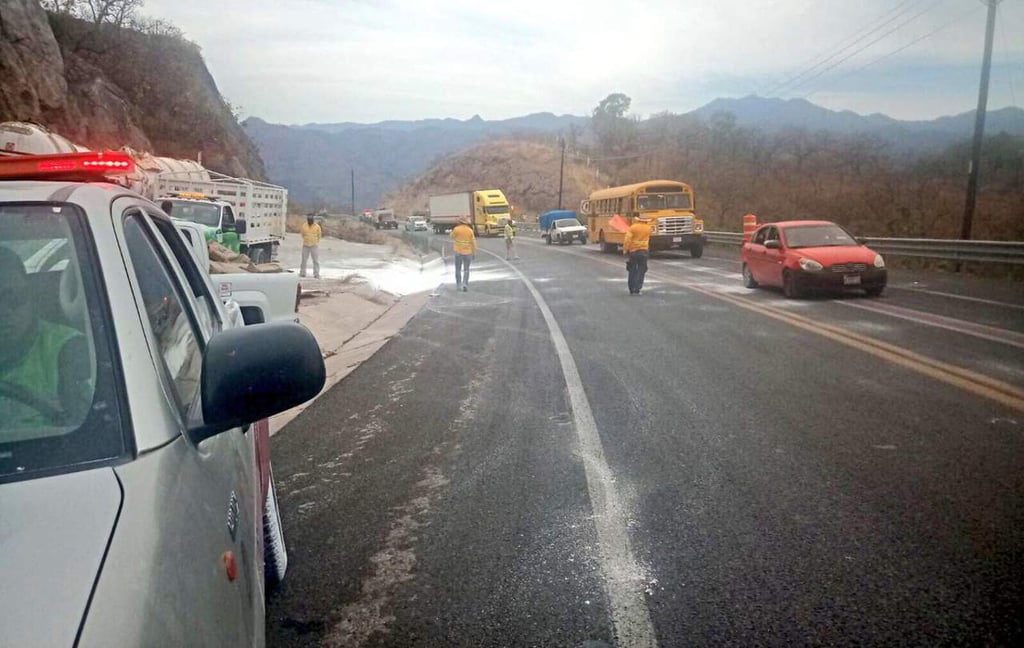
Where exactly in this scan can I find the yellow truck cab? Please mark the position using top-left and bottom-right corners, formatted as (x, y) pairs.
(473, 189), (512, 237)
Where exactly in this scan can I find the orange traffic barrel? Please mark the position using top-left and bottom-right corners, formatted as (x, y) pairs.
(742, 213), (758, 242)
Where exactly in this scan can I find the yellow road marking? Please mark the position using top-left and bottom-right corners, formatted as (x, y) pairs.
(525, 240), (1024, 414)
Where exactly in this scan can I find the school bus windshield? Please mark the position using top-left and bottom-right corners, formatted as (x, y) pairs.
(637, 193), (692, 211)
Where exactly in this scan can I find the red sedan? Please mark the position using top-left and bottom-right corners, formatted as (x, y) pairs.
(741, 220), (886, 298)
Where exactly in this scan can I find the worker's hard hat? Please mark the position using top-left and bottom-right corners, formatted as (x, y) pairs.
(458, 216), (470, 224)
(635, 214), (652, 221)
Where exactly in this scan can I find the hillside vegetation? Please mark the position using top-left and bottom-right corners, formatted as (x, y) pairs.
(591, 106), (1023, 240)
(385, 94), (1022, 242)
(384, 140), (604, 219)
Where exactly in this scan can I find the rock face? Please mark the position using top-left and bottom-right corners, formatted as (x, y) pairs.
(0, 0), (69, 119)
(0, 0), (265, 179)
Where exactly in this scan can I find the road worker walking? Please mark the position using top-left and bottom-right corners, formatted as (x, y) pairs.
(623, 214), (652, 295)
(450, 216), (476, 291)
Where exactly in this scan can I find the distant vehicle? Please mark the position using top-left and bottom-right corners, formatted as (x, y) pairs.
(0, 151), (325, 647)
(741, 220), (887, 298)
(428, 190), (511, 235)
(584, 180), (705, 257)
(373, 208), (398, 230)
(539, 210), (587, 245)
(405, 217), (428, 232)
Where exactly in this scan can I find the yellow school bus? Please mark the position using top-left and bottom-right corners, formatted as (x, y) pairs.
(583, 180), (705, 257)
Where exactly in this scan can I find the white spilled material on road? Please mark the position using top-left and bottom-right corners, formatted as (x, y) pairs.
(480, 248), (658, 648)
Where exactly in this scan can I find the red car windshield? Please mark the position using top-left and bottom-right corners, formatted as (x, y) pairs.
(784, 224), (857, 249)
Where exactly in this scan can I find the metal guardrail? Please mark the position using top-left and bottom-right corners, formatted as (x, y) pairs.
(505, 225), (1024, 265)
(704, 231), (1024, 265)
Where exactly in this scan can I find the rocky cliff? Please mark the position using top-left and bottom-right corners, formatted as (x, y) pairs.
(0, 0), (265, 179)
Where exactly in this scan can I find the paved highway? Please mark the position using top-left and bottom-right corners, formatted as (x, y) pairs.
(267, 232), (1024, 646)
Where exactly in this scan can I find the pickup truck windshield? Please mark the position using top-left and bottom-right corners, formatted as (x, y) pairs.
(637, 193), (692, 210)
(0, 204), (127, 482)
(164, 200), (221, 228)
(555, 219), (581, 228)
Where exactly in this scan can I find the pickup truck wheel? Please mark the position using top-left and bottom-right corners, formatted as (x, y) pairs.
(545, 234), (552, 245)
(249, 246), (268, 265)
(263, 467), (288, 589)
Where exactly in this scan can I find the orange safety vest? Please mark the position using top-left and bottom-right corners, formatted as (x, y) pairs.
(623, 221), (651, 253)
(451, 224), (476, 255)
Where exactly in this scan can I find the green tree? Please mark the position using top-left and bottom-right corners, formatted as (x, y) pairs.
(592, 93), (636, 156)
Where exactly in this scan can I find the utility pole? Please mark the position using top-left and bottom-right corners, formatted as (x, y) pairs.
(557, 136), (566, 210)
(351, 169), (355, 218)
(960, 0), (1002, 245)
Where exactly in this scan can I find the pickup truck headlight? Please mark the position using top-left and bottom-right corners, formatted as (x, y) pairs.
(798, 258), (823, 272)
(873, 254), (885, 268)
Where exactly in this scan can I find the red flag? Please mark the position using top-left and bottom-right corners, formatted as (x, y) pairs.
(609, 214), (629, 233)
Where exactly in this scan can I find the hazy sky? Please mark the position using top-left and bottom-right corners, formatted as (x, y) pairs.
(143, 0), (1024, 124)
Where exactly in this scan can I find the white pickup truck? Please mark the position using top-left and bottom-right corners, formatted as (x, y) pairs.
(0, 150), (324, 647)
(174, 220), (301, 327)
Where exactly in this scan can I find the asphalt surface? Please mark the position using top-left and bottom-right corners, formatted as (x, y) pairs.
(267, 232), (1024, 647)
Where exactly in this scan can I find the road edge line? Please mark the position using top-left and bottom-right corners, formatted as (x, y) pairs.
(480, 247), (658, 648)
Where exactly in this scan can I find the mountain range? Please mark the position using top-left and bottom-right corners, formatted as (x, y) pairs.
(245, 97), (1024, 211)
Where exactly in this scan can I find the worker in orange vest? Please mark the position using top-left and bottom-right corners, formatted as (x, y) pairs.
(450, 216), (476, 292)
(623, 214), (652, 295)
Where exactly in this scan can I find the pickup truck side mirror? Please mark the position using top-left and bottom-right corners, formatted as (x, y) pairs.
(235, 219), (247, 235)
(191, 322), (325, 443)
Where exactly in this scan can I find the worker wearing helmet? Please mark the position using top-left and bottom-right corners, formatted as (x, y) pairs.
(450, 216), (476, 292)
(623, 214), (652, 295)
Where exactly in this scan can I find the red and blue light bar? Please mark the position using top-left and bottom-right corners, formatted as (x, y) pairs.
(0, 151), (134, 180)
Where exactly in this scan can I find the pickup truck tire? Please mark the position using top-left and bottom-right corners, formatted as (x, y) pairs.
(263, 467), (288, 589)
(248, 246), (268, 265)
(545, 234), (552, 245)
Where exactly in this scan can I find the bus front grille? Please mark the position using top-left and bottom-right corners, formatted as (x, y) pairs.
(656, 217), (694, 235)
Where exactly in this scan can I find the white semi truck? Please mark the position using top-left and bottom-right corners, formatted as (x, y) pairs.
(428, 189), (511, 235)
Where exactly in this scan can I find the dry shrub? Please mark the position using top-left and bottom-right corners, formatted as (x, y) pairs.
(320, 218), (390, 245)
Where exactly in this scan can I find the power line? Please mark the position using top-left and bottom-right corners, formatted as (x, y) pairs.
(775, 0), (949, 98)
(802, 3), (985, 99)
(760, 0), (921, 96)
(761, 0), (926, 97)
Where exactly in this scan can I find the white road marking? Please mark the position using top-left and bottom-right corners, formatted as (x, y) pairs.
(836, 300), (1024, 350)
(480, 247), (658, 648)
(889, 285), (1024, 311)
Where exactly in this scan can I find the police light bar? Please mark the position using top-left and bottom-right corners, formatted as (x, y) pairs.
(0, 151), (134, 181)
